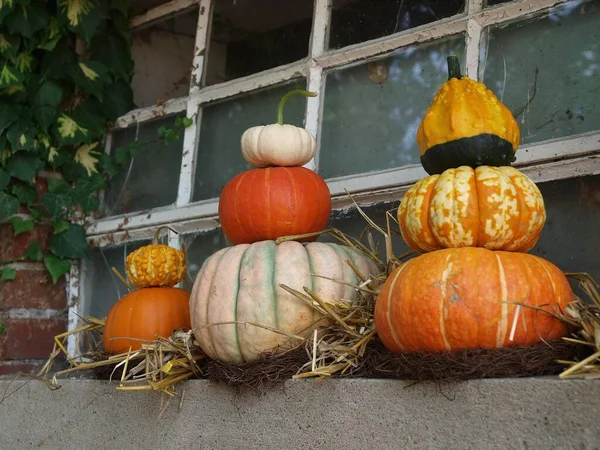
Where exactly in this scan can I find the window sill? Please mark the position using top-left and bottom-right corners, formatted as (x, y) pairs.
(1, 377), (598, 449)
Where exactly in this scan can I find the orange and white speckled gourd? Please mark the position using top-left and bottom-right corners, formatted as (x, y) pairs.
(398, 165), (546, 253)
(125, 229), (186, 288)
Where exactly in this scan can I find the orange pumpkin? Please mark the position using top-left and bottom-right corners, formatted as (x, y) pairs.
(398, 165), (546, 253)
(103, 287), (191, 354)
(218, 166), (332, 245)
(374, 247), (573, 353)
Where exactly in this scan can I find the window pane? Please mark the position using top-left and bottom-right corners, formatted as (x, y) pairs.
(183, 228), (229, 282)
(131, 9), (197, 108)
(192, 79), (307, 202)
(82, 240), (151, 318)
(481, 0), (600, 146)
(319, 36), (465, 180)
(204, 0), (313, 86)
(329, 0), (464, 50)
(104, 114), (185, 216)
(318, 202), (410, 264)
(531, 174), (600, 285)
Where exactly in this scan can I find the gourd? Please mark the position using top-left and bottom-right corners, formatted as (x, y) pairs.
(374, 247), (573, 353)
(125, 227), (186, 288)
(189, 240), (379, 363)
(103, 287), (191, 354)
(218, 166), (331, 245)
(398, 165), (546, 253)
(417, 55), (521, 175)
(241, 90), (317, 168)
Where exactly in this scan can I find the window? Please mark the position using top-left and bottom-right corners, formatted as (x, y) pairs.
(73, 0), (600, 352)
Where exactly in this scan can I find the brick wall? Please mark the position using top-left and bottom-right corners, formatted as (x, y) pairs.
(0, 178), (68, 377)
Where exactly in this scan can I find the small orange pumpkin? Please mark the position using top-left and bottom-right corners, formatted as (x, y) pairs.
(398, 165), (546, 253)
(374, 247), (573, 353)
(125, 228), (186, 288)
(103, 287), (191, 354)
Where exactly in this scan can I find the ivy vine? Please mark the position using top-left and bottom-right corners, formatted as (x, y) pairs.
(0, 0), (190, 288)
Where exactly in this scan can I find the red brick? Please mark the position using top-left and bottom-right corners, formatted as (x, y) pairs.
(0, 360), (45, 376)
(0, 270), (67, 310)
(0, 318), (65, 360)
(0, 223), (53, 261)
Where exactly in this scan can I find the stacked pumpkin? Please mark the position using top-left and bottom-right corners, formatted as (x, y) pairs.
(103, 229), (191, 354)
(374, 56), (574, 353)
(190, 90), (380, 363)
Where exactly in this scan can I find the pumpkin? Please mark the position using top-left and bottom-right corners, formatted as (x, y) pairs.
(189, 240), (379, 363)
(241, 90), (317, 168)
(125, 227), (186, 288)
(218, 166), (332, 245)
(103, 287), (191, 354)
(398, 165), (546, 253)
(417, 55), (521, 175)
(374, 247), (573, 353)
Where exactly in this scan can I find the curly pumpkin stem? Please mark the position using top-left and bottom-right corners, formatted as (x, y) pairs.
(447, 55), (463, 80)
(277, 89), (317, 125)
(152, 225), (179, 245)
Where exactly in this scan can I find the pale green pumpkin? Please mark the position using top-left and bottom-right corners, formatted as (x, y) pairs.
(189, 240), (379, 363)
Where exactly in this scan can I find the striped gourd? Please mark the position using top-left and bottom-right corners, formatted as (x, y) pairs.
(190, 240), (379, 363)
(374, 247), (573, 353)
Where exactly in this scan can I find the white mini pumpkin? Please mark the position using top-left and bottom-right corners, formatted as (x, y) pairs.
(241, 124), (316, 167)
(189, 240), (379, 363)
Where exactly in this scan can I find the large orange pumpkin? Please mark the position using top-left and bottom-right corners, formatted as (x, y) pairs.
(398, 165), (546, 253)
(374, 247), (573, 353)
(218, 166), (332, 245)
(103, 287), (191, 354)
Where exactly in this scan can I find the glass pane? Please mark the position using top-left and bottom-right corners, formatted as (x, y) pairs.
(204, 0), (313, 86)
(329, 0), (464, 50)
(318, 202), (411, 265)
(319, 36), (465, 180)
(183, 228), (229, 282)
(531, 174), (600, 286)
(104, 114), (185, 216)
(82, 240), (151, 318)
(131, 9), (197, 108)
(481, 0), (600, 145)
(192, 79), (307, 201)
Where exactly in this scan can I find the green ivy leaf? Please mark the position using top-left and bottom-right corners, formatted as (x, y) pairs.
(73, 97), (107, 136)
(52, 218), (69, 234)
(0, 322), (4, 334)
(46, 177), (69, 194)
(56, 114), (89, 145)
(33, 105), (59, 132)
(0, 169), (9, 191)
(0, 33), (19, 59)
(90, 34), (133, 82)
(64, 0), (108, 43)
(25, 241), (43, 261)
(0, 103), (19, 134)
(69, 60), (108, 100)
(99, 153), (119, 179)
(0, 191), (20, 217)
(1, 267), (17, 281)
(0, 1), (15, 23)
(28, 206), (43, 220)
(35, 80), (63, 106)
(49, 223), (88, 259)
(41, 191), (72, 221)
(6, 2), (49, 38)
(11, 216), (33, 236)
(11, 183), (36, 205)
(7, 119), (35, 152)
(41, 39), (76, 81)
(44, 252), (71, 284)
(101, 80), (133, 119)
(6, 153), (43, 182)
(0, 64), (23, 88)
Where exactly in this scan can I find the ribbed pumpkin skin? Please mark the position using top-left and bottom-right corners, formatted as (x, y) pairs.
(189, 240), (379, 363)
(374, 248), (573, 353)
(103, 287), (191, 354)
(398, 166), (546, 253)
(241, 124), (316, 167)
(218, 166), (332, 245)
(126, 244), (186, 288)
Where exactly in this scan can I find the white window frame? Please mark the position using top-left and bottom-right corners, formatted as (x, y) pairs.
(68, 0), (600, 353)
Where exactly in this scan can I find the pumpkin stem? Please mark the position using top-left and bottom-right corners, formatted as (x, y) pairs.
(447, 55), (463, 80)
(277, 89), (317, 125)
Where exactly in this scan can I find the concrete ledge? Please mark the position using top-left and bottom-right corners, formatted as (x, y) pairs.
(0, 377), (598, 450)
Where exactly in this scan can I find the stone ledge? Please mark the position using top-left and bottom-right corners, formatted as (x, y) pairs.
(0, 378), (598, 450)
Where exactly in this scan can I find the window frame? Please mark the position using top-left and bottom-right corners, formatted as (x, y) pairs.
(66, 0), (600, 354)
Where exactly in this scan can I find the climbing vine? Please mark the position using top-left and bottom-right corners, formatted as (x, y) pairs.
(0, 0), (189, 287)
